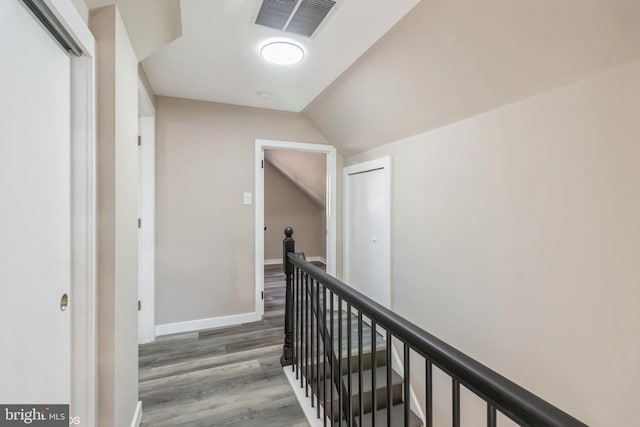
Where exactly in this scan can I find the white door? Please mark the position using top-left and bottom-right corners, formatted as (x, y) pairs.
(344, 158), (391, 308)
(0, 0), (72, 403)
(138, 131), (144, 342)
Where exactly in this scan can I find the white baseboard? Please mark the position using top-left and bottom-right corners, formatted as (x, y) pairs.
(155, 312), (261, 336)
(264, 256), (326, 266)
(130, 400), (142, 427)
(284, 367), (326, 427)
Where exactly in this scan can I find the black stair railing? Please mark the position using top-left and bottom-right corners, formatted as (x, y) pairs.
(280, 227), (588, 427)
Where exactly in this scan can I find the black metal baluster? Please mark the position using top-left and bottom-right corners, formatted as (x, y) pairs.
(305, 273), (309, 396)
(347, 303), (352, 427)
(404, 343), (410, 427)
(386, 332), (392, 427)
(338, 299), (343, 427)
(297, 268), (302, 380)
(487, 403), (497, 427)
(323, 285), (327, 426)
(452, 379), (460, 427)
(330, 291), (335, 426)
(300, 270), (304, 385)
(371, 320), (377, 427)
(358, 311), (364, 425)
(292, 267), (296, 373)
(294, 267), (299, 377)
(316, 282), (327, 425)
(304, 269), (308, 386)
(311, 279), (315, 407)
(426, 359), (433, 427)
(314, 281), (320, 418)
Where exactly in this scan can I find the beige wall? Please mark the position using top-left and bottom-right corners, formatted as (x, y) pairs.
(304, 0), (640, 157)
(345, 61), (640, 426)
(155, 96), (328, 325)
(90, 6), (139, 427)
(138, 63), (154, 105)
(264, 160), (325, 261)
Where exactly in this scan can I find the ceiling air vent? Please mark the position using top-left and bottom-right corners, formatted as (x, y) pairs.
(255, 0), (337, 38)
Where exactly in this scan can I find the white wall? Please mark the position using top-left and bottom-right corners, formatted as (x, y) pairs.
(155, 96), (329, 325)
(345, 61), (640, 426)
(90, 6), (139, 426)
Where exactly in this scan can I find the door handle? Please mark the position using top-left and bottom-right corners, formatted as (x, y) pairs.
(60, 293), (68, 311)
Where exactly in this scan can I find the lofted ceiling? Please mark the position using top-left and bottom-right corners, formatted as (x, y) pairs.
(141, 0), (420, 112)
(99, 0), (640, 158)
(303, 0), (640, 156)
(265, 150), (327, 208)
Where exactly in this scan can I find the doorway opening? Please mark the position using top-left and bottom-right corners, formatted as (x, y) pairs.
(255, 139), (337, 318)
(264, 149), (327, 265)
(138, 77), (156, 344)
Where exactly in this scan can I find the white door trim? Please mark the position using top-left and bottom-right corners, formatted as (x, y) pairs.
(343, 157), (392, 308)
(138, 77), (156, 344)
(44, 0), (97, 425)
(255, 139), (337, 317)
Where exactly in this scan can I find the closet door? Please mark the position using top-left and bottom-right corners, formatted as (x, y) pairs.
(0, 0), (72, 403)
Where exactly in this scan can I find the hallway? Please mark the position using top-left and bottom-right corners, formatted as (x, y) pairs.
(138, 265), (309, 426)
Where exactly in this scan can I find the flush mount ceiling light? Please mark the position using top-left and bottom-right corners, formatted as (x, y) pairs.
(260, 40), (304, 65)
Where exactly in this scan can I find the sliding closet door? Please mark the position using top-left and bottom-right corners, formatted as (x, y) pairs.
(0, 0), (72, 403)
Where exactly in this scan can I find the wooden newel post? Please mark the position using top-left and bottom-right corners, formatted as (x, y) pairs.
(280, 226), (295, 366)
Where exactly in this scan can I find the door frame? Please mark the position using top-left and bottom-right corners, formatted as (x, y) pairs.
(255, 139), (337, 317)
(138, 77), (156, 344)
(343, 157), (392, 308)
(44, 0), (97, 424)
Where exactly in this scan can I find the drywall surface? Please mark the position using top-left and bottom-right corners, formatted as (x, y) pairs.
(264, 159), (325, 261)
(345, 61), (640, 426)
(90, 5), (139, 427)
(70, 0), (89, 23)
(138, 63), (154, 105)
(305, 0), (640, 156)
(155, 96), (328, 324)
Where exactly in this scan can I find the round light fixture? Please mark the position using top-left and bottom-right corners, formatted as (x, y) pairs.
(260, 41), (304, 65)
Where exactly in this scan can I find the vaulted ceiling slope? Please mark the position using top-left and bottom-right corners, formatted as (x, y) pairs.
(303, 0), (640, 157)
(265, 150), (327, 208)
(85, 0), (182, 60)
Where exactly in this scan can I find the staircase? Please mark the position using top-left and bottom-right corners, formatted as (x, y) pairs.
(282, 228), (589, 427)
(301, 311), (423, 426)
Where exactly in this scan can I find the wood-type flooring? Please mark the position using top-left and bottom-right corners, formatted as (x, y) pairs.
(138, 265), (311, 427)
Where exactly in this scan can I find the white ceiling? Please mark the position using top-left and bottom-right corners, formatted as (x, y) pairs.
(141, 0), (420, 112)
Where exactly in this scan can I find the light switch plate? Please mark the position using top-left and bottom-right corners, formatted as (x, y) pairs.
(243, 192), (252, 205)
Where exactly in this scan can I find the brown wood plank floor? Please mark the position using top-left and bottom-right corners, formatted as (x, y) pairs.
(139, 265), (311, 427)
